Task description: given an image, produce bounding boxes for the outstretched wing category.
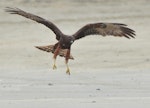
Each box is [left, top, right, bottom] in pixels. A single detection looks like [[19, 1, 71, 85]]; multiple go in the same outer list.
[[73, 23, 135, 40], [5, 7, 63, 40]]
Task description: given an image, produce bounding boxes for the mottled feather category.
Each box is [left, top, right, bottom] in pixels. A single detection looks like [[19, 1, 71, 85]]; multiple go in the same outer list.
[[73, 23, 135, 40], [35, 45, 74, 59]]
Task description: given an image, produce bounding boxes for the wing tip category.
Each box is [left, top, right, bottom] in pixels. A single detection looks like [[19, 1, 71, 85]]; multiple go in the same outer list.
[[121, 26, 136, 39], [5, 7, 21, 14]]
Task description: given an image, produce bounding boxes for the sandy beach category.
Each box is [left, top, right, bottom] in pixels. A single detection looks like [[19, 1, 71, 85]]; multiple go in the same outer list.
[[0, 0, 150, 108]]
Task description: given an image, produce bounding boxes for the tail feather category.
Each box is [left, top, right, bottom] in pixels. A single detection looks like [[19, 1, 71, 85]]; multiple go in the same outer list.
[[35, 45, 54, 52], [35, 45, 74, 60]]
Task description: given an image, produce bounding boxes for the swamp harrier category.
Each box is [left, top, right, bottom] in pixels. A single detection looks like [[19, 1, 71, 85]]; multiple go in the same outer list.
[[5, 7, 136, 75]]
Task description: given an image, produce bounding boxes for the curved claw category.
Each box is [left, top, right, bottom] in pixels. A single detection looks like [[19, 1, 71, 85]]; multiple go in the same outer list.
[[53, 64, 57, 70], [66, 67, 70, 75]]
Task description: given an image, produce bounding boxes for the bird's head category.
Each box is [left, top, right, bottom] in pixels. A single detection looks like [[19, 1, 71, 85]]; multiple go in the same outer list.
[[60, 35, 75, 49]]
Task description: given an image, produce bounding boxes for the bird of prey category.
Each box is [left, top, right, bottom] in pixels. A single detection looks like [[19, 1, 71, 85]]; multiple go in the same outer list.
[[5, 7, 136, 75]]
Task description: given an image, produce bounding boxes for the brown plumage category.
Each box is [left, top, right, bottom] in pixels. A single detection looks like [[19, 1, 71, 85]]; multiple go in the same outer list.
[[35, 45, 74, 59], [5, 7, 136, 75]]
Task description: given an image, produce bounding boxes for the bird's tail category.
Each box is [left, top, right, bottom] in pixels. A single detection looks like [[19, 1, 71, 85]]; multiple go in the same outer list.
[[35, 45, 74, 60], [35, 45, 54, 52]]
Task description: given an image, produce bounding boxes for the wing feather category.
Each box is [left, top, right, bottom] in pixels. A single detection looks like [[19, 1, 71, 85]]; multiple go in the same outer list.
[[5, 7, 63, 40], [73, 23, 135, 40]]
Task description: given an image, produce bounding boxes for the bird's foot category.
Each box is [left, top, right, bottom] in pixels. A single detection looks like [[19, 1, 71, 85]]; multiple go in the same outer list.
[[53, 64, 57, 70], [66, 67, 70, 75]]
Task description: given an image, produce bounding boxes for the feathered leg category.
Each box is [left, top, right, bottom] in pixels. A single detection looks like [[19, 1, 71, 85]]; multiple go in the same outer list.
[[53, 45, 60, 69], [65, 49, 71, 75]]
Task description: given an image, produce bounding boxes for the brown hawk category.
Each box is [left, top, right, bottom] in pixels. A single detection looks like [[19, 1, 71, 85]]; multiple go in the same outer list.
[[5, 7, 136, 75]]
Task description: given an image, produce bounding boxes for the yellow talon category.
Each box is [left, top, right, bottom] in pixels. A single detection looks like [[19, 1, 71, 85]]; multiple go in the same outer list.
[[66, 67, 70, 75], [53, 58, 57, 70], [53, 64, 57, 70]]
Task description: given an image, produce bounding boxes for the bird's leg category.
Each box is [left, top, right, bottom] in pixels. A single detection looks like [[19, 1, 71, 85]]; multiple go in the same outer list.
[[65, 49, 71, 75], [53, 45, 60, 70]]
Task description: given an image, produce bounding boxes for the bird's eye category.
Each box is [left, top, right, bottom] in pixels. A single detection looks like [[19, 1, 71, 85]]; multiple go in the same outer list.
[[70, 40, 74, 44]]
